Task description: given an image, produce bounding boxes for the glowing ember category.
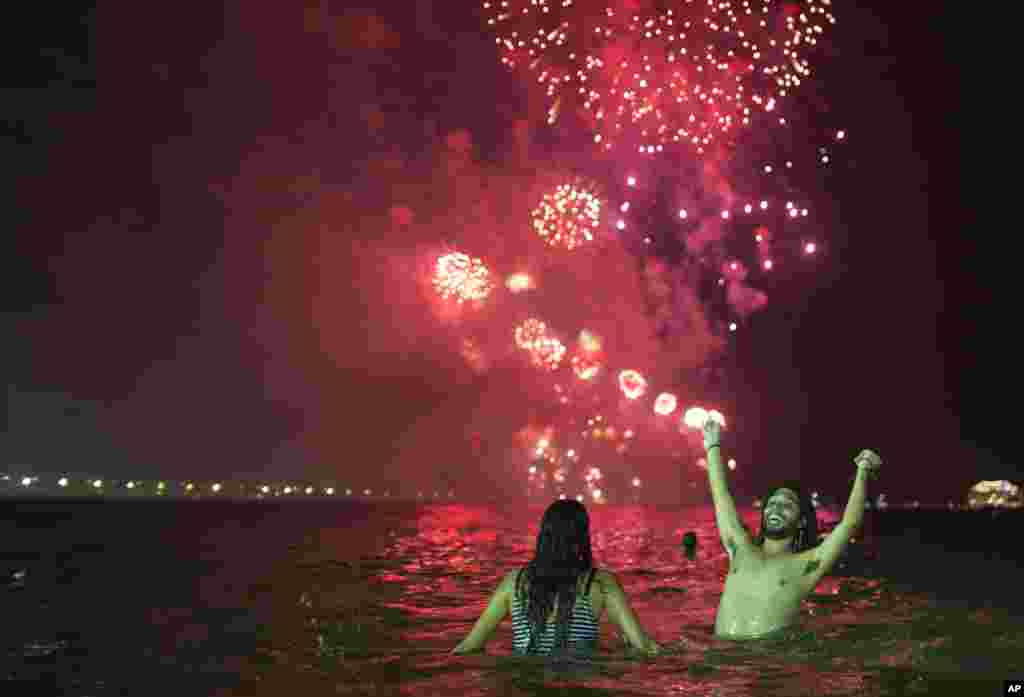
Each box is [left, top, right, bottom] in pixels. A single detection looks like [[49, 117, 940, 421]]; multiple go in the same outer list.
[[460, 337, 488, 374], [654, 392, 678, 415], [618, 369, 648, 400], [682, 406, 708, 429], [506, 272, 535, 292], [572, 353, 602, 380], [578, 329, 602, 353]]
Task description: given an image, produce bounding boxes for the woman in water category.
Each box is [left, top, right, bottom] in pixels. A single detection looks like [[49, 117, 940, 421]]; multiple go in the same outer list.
[[452, 499, 660, 655]]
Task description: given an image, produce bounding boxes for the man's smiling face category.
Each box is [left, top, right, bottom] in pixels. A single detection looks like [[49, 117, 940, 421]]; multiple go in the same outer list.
[[762, 488, 801, 540]]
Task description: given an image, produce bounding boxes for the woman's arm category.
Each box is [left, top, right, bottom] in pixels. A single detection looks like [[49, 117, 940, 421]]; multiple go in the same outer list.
[[451, 571, 515, 654], [598, 571, 660, 655]]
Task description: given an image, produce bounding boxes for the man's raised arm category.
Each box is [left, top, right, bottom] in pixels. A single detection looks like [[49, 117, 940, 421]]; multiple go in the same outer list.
[[839, 456, 874, 529], [799, 449, 882, 588], [702, 418, 753, 560]]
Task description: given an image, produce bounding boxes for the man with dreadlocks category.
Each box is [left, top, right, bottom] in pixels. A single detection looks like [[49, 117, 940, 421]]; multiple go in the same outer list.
[[701, 416, 882, 639], [452, 499, 659, 655]]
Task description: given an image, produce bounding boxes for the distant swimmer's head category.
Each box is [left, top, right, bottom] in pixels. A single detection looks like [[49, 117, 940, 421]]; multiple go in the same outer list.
[[681, 531, 698, 560], [757, 481, 818, 553]]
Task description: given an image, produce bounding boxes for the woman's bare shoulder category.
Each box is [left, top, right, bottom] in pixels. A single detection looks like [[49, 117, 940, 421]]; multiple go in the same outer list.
[[503, 569, 521, 586], [593, 569, 620, 591]]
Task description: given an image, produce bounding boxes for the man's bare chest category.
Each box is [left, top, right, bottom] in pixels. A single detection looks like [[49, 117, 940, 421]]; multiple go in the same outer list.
[[725, 556, 805, 600]]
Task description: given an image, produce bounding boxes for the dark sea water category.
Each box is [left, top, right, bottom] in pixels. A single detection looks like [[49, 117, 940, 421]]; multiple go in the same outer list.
[[2, 500, 1022, 696]]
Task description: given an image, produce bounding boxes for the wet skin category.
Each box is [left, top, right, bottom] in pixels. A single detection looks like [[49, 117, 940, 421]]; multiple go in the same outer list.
[[714, 489, 821, 638]]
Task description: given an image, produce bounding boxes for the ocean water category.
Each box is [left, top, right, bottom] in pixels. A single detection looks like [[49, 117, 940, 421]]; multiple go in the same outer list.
[[2, 500, 1022, 696]]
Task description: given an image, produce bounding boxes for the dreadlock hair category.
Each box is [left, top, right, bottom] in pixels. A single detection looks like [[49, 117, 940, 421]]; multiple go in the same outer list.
[[514, 498, 594, 654], [754, 481, 819, 554]]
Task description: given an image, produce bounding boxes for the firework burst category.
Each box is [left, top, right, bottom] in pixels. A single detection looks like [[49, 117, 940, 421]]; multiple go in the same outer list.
[[513, 318, 567, 371], [432, 252, 494, 303], [514, 318, 550, 349], [505, 272, 535, 292], [653, 392, 678, 415], [528, 335, 568, 371], [531, 179, 603, 250], [572, 353, 602, 380], [618, 369, 648, 400], [485, 0, 836, 155], [572, 329, 604, 380]]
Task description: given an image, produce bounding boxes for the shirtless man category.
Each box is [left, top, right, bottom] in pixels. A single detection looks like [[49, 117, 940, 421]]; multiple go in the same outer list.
[[701, 417, 882, 639]]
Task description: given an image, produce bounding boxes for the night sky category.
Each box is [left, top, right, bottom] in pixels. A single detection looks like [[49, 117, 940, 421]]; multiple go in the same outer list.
[[4, 2, 993, 501]]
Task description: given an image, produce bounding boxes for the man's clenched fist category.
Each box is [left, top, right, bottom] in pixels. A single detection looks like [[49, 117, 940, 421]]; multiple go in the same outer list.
[[854, 449, 882, 472], [703, 417, 722, 451]]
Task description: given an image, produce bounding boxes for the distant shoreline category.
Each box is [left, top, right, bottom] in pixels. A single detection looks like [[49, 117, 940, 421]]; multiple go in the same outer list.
[[1, 494, 1017, 511]]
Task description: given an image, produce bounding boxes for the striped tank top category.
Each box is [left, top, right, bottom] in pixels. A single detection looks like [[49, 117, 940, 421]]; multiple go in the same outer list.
[[511, 567, 600, 655]]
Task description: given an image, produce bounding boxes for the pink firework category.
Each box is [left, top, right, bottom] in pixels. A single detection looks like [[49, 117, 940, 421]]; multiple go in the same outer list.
[[506, 272, 535, 292], [572, 353, 602, 381], [653, 392, 678, 415], [485, 0, 837, 155], [578, 329, 603, 353], [682, 406, 726, 429], [515, 318, 549, 349], [531, 180, 603, 250], [433, 252, 494, 303], [528, 335, 568, 371], [618, 369, 648, 400], [572, 329, 604, 380], [460, 338, 488, 374]]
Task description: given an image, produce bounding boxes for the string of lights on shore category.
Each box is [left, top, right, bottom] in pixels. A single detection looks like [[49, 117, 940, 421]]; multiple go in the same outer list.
[[0, 473, 456, 500], [0, 473, 643, 505], [0, 473, 656, 504], [1, 473, 1008, 509]]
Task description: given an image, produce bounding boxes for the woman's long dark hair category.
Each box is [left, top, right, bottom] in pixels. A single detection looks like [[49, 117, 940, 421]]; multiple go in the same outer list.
[[754, 481, 819, 554], [514, 499, 593, 653]]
